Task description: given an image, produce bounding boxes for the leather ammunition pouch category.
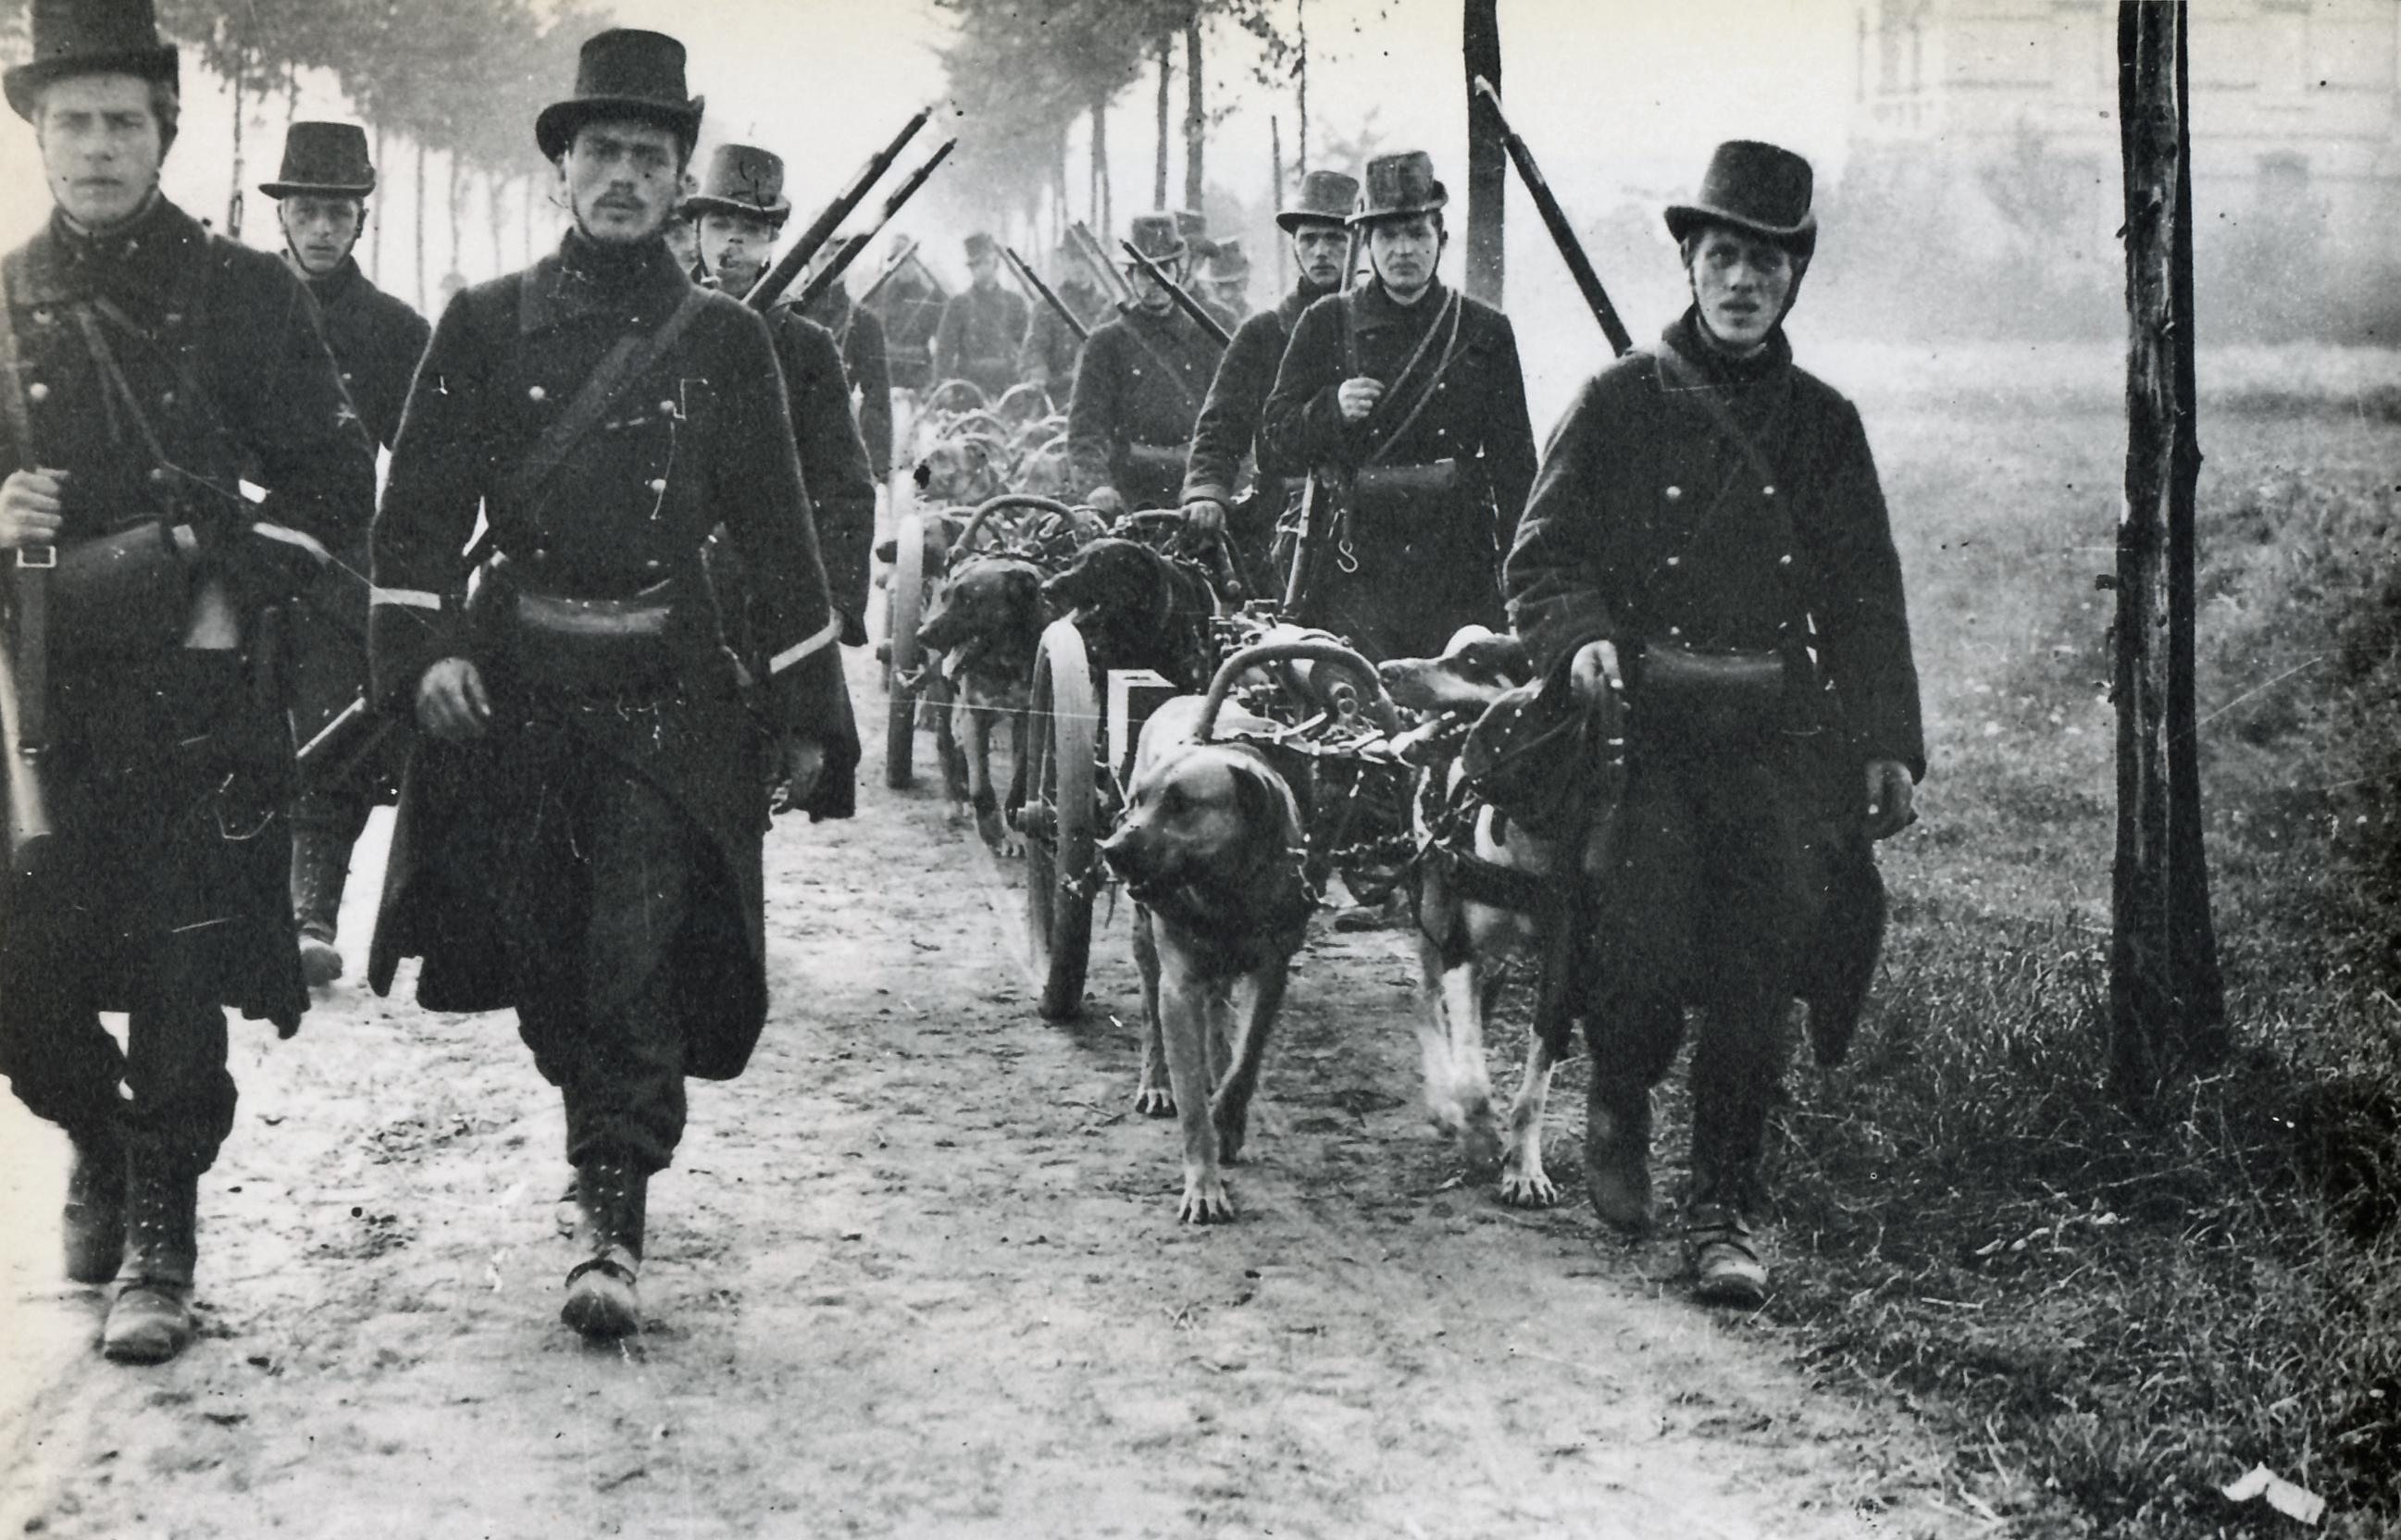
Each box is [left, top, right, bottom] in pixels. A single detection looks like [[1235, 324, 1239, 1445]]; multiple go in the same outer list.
[[1350, 457, 1462, 507], [1118, 442, 1188, 509], [1636, 640, 1794, 745], [498, 576, 683, 695], [50, 519, 193, 657]]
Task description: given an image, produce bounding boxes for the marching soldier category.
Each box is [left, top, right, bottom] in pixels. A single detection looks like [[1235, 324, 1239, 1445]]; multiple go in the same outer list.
[[1504, 142, 1923, 1306], [367, 29, 859, 1339], [1065, 213, 1222, 516], [1182, 168, 1358, 584], [0, 0, 374, 1362], [1015, 240, 1103, 404], [1200, 236, 1253, 321], [1257, 150, 1536, 662], [264, 119, 433, 987], [683, 142, 879, 642], [930, 230, 1027, 402], [798, 249, 895, 501]]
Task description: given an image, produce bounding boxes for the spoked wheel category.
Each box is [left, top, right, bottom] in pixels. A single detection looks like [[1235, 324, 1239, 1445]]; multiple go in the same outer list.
[[1019, 619, 1101, 1020], [885, 510, 928, 789]]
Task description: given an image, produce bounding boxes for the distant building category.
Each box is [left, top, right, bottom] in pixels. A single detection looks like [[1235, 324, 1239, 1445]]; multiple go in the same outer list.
[[1841, 0, 2401, 336]]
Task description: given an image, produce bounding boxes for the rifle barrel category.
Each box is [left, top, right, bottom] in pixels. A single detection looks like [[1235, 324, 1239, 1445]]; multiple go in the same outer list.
[[789, 138, 955, 316], [852, 238, 918, 311], [1068, 222, 1138, 307], [1470, 77, 1634, 356], [1118, 241, 1233, 349], [1001, 245, 1089, 343], [744, 106, 933, 312]]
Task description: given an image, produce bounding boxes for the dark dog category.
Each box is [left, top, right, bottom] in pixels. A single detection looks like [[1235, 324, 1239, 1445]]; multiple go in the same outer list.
[[915, 555, 1046, 852], [1039, 536, 1217, 689], [1378, 626, 1574, 1208], [1100, 695, 1313, 1223]]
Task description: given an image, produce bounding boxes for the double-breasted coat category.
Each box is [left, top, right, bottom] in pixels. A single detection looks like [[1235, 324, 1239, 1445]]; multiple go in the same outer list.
[[1257, 279, 1537, 661], [366, 230, 856, 1081], [1065, 303, 1221, 510]]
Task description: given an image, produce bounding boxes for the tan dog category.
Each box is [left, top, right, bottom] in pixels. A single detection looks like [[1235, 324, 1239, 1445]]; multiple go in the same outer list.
[[1099, 696, 1313, 1223], [915, 556, 1045, 853], [1379, 626, 1574, 1208], [913, 434, 1006, 506]]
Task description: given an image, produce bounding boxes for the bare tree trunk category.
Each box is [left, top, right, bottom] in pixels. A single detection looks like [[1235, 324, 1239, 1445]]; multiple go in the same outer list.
[[1296, 0, 1309, 177], [1092, 94, 1113, 237], [1183, 16, 1204, 213], [413, 138, 428, 313], [2110, 0, 2224, 1104], [1271, 114, 1285, 209], [1462, 0, 1505, 305], [486, 173, 504, 278], [369, 121, 386, 281], [445, 152, 465, 279], [523, 174, 536, 265], [285, 73, 300, 129], [226, 58, 246, 238], [1153, 33, 1172, 211]]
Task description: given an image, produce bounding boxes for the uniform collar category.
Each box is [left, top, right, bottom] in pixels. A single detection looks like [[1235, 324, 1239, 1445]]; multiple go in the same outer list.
[[1278, 277, 1334, 326], [21, 192, 202, 306], [301, 254, 365, 306], [1661, 307, 1791, 389], [523, 227, 692, 333], [1351, 276, 1448, 332]]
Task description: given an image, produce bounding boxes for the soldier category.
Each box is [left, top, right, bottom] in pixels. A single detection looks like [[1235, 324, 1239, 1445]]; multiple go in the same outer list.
[[930, 230, 1027, 403], [1200, 236, 1253, 321], [1065, 213, 1222, 515], [1257, 151, 1536, 662], [1503, 142, 1923, 1306], [1182, 168, 1357, 587], [871, 247, 945, 392], [798, 245, 894, 501], [367, 29, 859, 1339], [262, 119, 433, 987], [0, 0, 374, 1363], [1015, 240, 1104, 405], [683, 142, 878, 643]]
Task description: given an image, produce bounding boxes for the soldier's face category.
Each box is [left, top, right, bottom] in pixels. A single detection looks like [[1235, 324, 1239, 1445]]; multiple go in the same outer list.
[[561, 120, 684, 244], [1689, 227, 1795, 353], [699, 211, 777, 294], [967, 255, 999, 291], [1290, 224, 1346, 289], [36, 74, 165, 230], [1367, 215, 1442, 300], [280, 194, 363, 276]]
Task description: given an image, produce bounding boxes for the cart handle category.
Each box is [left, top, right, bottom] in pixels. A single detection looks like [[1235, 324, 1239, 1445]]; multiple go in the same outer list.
[[1194, 640, 1400, 743], [956, 492, 1078, 554]]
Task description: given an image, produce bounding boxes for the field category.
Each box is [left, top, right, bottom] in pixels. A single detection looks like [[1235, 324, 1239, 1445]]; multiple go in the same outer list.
[[1700, 339, 2401, 1536]]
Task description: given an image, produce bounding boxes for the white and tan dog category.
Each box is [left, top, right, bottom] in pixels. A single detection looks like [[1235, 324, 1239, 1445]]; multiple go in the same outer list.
[[1380, 626, 1581, 1208], [1099, 696, 1314, 1223]]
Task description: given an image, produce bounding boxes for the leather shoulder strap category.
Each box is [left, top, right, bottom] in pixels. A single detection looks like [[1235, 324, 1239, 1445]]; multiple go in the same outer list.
[[0, 259, 33, 470], [500, 282, 710, 512]]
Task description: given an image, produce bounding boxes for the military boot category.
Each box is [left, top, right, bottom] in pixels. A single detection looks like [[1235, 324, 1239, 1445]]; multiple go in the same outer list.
[[1684, 1143, 1769, 1309], [292, 822, 352, 987], [561, 1157, 646, 1340], [104, 1157, 199, 1363], [1582, 1075, 1654, 1232], [63, 1129, 127, 1286]]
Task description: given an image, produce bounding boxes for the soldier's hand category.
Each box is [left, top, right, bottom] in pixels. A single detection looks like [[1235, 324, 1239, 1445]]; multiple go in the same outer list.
[[1184, 498, 1227, 537], [1568, 640, 1623, 703], [770, 733, 827, 814], [415, 657, 491, 740], [1337, 377, 1386, 423], [0, 468, 65, 550], [1864, 758, 1917, 840]]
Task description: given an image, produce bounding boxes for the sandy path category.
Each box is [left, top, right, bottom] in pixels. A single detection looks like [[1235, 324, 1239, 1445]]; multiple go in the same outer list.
[[0, 654, 1978, 1539]]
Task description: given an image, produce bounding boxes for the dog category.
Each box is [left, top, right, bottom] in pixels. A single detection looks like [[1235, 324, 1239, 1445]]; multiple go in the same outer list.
[[1039, 536, 1218, 689], [1378, 626, 1575, 1209], [1100, 695, 1314, 1223], [914, 555, 1046, 852], [913, 434, 1006, 507]]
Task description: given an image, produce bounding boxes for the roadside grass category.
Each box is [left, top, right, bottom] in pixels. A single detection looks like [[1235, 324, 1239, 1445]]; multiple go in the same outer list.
[[1749, 354, 2401, 1537]]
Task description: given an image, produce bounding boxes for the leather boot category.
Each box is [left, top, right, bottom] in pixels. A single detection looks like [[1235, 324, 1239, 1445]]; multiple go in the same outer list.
[[1684, 1133, 1769, 1308], [1582, 1075, 1654, 1232], [291, 822, 352, 987], [63, 1129, 127, 1286], [561, 1158, 646, 1340], [104, 1156, 198, 1363]]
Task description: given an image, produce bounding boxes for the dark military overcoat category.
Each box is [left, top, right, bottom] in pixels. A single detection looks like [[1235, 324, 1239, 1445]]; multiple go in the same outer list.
[[799, 284, 892, 481], [1257, 278, 1537, 661], [366, 231, 856, 1080], [767, 303, 877, 637], [0, 196, 375, 1031], [1065, 303, 1220, 509], [930, 282, 1027, 402]]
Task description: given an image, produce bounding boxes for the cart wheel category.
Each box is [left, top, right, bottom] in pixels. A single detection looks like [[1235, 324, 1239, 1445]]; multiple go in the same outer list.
[[885, 511, 927, 789], [1022, 619, 1100, 1020]]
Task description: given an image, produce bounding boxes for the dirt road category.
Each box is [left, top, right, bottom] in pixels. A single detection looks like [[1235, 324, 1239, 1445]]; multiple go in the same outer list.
[[0, 654, 1979, 1539]]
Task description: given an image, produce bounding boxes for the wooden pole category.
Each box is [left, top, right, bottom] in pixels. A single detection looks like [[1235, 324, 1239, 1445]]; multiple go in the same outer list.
[[1462, 0, 1505, 304], [2110, 0, 2226, 1103], [1184, 16, 1205, 214]]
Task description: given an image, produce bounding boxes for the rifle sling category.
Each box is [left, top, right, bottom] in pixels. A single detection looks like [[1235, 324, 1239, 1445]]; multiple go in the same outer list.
[[0, 283, 46, 751], [500, 282, 710, 515], [1342, 286, 1466, 470], [1113, 308, 1206, 419]]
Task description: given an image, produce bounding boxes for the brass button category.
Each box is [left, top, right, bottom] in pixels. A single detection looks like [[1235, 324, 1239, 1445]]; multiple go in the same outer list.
[[1664, 485, 1683, 502], [657, 399, 676, 414], [1665, 556, 1680, 567], [1668, 626, 1683, 637], [1780, 553, 1794, 565], [25, 382, 46, 404], [160, 391, 175, 408], [1762, 484, 1776, 498], [150, 467, 169, 484], [647, 478, 668, 493], [529, 385, 547, 402]]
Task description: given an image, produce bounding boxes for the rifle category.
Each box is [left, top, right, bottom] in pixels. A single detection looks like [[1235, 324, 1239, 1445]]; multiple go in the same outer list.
[[1470, 76, 1634, 356], [743, 106, 934, 313], [1001, 244, 1089, 344], [0, 580, 50, 878], [1067, 222, 1138, 308], [788, 138, 956, 317], [0, 295, 51, 878], [852, 238, 918, 311], [1118, 240, 1233, 349]]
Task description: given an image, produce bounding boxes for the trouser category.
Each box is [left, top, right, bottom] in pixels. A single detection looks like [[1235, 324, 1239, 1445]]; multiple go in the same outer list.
[[1582, 741, 1841, 1212], [0, 653, 290, 1175], [292, 783, 375, 938], [504, 763, 703, 1174]]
